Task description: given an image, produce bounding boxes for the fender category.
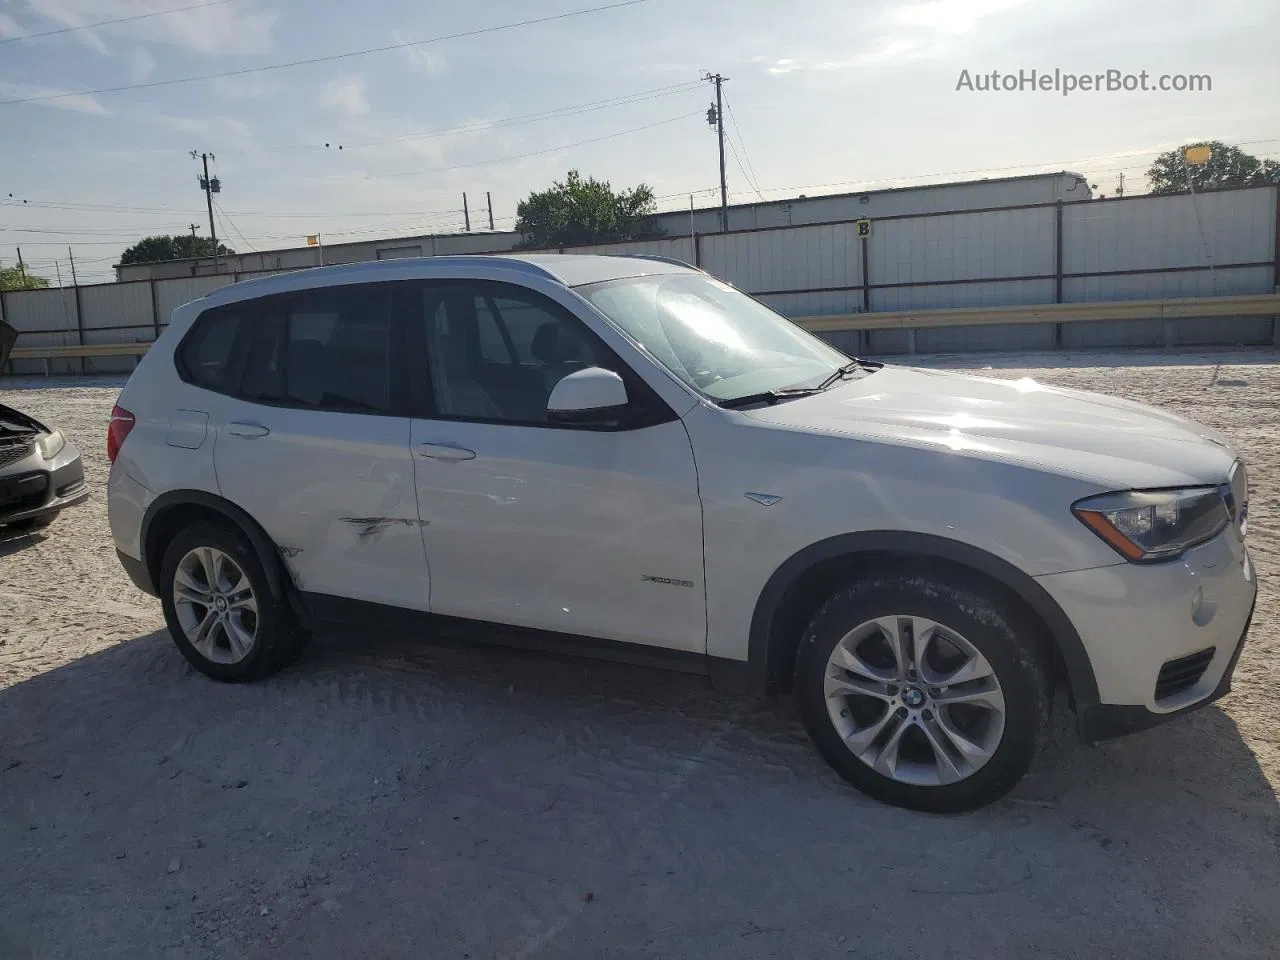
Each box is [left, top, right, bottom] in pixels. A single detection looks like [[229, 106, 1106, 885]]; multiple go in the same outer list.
[[747, 530, 1101, 709], [141, 489, 292, 601]]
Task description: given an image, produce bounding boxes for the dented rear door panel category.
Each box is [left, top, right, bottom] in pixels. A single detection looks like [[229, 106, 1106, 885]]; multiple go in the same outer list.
[[213, 407, 429, 610]]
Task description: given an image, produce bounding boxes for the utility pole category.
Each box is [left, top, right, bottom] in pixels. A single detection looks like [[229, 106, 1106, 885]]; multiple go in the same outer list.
[[191, 151, 221, 272], [704, 72, 729, 232], [190, 223, 198, 244], [486, 192, 495, 231], [15, 247, 25, 281], [1182, 145, 1216, 295], [1116, 172, 1125, 197], [462, 193, 471, 232], [67, 247, 78, 286]]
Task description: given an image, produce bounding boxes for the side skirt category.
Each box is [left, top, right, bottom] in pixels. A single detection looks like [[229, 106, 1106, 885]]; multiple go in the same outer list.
[[296, 592, 749, 687]]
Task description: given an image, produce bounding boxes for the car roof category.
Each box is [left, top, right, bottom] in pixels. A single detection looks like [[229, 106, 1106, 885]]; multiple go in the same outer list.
[[197, 253, 699, 310]]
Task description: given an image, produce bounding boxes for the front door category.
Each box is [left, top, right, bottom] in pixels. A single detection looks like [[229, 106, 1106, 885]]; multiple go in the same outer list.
[[212, 282, 428, 610], [406, 280, 706, 654]]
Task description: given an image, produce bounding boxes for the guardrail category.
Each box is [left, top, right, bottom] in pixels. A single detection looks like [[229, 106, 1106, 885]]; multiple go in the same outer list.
[[794, 292, 1280, 352], [795, 293, 1280, 331], [7, 342, 151, 376], [3, 293, 1279, 376]]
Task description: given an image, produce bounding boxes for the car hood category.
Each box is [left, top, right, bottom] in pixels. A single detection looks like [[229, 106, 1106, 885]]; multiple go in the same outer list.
[[0, 320, 49, 437], [741, 364, 1237, 488], [0, 403, 46, 437]]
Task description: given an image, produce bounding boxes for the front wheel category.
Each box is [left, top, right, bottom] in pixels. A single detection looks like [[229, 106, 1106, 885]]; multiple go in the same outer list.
[[795, 572, 1049, 813]]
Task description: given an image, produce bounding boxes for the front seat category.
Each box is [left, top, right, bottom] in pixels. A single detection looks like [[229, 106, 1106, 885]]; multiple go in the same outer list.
[[429, 295, 503, 419], [530, 321, 587, 401]]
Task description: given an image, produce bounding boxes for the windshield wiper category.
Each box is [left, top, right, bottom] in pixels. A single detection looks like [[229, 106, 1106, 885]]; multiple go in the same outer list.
[[718, 386, 825, 409], [814, 357, 882, 391], [718, 358, 882, 409]]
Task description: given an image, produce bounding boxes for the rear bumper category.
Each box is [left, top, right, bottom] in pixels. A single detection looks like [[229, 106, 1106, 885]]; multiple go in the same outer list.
[[117, 548, 157, 596]]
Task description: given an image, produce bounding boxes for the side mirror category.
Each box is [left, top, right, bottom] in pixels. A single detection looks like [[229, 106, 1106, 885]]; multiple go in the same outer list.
[[547, 367, 629, 424]]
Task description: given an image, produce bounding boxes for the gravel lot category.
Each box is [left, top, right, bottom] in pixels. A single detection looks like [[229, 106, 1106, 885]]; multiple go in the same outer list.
[[2, 349, 1278, 960]]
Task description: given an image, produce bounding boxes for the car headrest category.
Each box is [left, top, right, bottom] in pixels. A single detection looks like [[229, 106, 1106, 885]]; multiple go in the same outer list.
[[531, 321, 581, 364]]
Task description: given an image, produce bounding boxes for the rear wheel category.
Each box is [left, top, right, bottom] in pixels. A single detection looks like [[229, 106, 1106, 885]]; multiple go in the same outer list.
[[159, 524, 307, 681], [795, 572, 1049, 813]]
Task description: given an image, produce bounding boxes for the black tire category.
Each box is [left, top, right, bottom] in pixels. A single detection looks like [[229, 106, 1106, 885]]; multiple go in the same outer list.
[[795, 571, 1049, 814], [5, 511, 58, 534], [159, 523, 308, 682]]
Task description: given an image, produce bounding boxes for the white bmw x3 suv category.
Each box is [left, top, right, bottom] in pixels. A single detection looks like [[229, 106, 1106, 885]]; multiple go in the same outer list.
[[107, 254, 1255, 812]]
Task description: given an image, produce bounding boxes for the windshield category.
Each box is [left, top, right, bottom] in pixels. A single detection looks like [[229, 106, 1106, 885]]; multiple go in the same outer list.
[[577, 273, 851, 403]]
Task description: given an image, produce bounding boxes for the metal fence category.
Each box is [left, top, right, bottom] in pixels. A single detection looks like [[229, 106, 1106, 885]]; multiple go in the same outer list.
[[3, 184, 1278, 375]]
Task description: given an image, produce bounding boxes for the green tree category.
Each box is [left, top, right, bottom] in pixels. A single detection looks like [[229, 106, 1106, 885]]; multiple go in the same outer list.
[[119, 234, 235, 265], [0, 265, 51, 291], [515, 170, 659, 247], [1147, 141, 1280, 195]]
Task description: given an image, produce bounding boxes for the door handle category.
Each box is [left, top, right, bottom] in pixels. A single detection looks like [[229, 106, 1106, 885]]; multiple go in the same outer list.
[[416, 442, 476, 461], [226, 421, 270, 438]]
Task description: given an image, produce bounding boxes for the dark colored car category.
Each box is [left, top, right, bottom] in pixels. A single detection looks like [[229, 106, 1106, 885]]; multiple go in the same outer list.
[[0, 320, 89, 533]]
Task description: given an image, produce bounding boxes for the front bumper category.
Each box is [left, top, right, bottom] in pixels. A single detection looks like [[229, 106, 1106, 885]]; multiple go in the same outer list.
[[1035, 529, 1257, 743], [1076, 603, 1253, 742], [0, 444, 89, 525]]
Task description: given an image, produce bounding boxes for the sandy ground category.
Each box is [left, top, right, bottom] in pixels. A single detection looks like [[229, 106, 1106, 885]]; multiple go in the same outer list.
[[1, 348, 1278, 960]]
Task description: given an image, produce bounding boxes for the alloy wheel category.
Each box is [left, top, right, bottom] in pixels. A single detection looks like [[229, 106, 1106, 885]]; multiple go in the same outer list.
[[823, 615, 1006, 787], [172, 546, 259, 665]]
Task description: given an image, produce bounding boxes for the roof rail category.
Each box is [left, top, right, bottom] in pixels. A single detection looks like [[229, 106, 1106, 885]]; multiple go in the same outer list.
[[430, 254, 566, 283], [226, 253, 566, 292], [606, 253, 702, 272]]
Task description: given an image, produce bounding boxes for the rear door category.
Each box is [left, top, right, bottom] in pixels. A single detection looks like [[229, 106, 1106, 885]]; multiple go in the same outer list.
[[211, 282, 429, 610]]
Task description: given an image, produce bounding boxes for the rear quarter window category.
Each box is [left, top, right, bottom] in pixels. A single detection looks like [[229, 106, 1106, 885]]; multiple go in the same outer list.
[[178, 306, 246, 392]]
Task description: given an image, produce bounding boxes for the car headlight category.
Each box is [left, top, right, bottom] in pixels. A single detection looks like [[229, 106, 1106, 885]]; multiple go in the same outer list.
[[36, 428, 66, 460], [1072, 487, 1230, 562]]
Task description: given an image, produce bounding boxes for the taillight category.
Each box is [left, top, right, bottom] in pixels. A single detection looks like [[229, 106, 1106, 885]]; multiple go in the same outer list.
[[107, 405, 135, 464]]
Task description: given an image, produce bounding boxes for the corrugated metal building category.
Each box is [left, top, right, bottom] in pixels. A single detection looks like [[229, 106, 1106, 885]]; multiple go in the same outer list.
[[114, 171, 1091, 282], [8, 180, 1276, 377]]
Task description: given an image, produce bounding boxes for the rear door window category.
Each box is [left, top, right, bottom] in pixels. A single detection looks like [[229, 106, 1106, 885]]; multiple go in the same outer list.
[[178, 305, 247, 392], [233, 284, 403, 415]]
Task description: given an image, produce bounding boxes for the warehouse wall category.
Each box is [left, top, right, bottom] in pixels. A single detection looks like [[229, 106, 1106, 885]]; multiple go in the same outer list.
[[113, 173, 1088, 283], [5, 183, 1278, 371]]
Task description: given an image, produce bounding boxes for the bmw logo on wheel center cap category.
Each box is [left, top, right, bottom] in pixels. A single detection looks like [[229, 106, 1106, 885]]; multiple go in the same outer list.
[[903, 687, 926, 708]]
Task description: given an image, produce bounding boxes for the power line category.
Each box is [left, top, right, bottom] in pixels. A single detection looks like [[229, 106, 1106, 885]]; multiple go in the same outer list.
[[752, 139, 1280, 200], [213, 200, 258, 254], [284, 80, 703, 155], [8, 137, 1276, 219], [722, 91, 764, 201], [8, 139, 1280, 255], [0, 225, 195, 236], [326, 110, 702, 181], [0, 0, 235, 45], [724, 138, 761, 203], [0, 196, 468, 220], [0, 0, 653, 107]]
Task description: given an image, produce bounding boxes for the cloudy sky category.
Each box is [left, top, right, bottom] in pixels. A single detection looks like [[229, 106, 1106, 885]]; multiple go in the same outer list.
[[0, 0, 1275, 281]]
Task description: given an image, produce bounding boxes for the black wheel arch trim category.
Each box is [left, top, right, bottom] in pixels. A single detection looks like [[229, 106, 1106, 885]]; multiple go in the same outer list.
[[141, 489, 292, 601], [746, 530, 1101, 708]]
